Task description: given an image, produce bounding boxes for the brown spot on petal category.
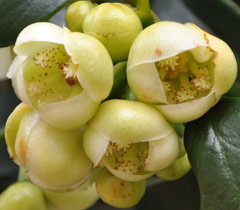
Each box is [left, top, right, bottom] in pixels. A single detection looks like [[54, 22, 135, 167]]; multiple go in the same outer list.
[[203, 33, 209, 45], [155, 49, 162, 56]]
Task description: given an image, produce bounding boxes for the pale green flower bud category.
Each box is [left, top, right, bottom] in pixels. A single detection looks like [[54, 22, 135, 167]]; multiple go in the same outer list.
[[65, 1, 96, 32], [83, 3, 143, 63], [95, 168, 146, 208], [43, 180, 98, 210], [156, 154, 191, 181], [127, 21, 237, 123], [9, 22, 113, 130], [5, 103, 93, 191], [83, 99, 179, 182], [0, 182, 47, 210]]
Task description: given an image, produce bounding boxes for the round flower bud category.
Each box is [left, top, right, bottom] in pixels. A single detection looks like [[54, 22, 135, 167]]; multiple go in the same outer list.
[[9, 22, 113, 130], [127, 21, 237, 123], [96, 168, 146, 208], [83, 3, 143, 63], [0, 182, 47, 210], [43, 180, 98, 210], [65, 1, 96, 32], [5, 103, 93, 191], [156, 154, 191, 181], [83, 99, 179, 182]]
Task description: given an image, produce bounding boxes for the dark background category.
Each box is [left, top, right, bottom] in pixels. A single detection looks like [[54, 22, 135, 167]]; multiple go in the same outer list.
[[1, 0, 237, 209]]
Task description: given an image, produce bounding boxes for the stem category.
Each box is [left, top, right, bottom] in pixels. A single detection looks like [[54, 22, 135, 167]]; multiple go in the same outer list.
[[151, 10, 161, 22], [137, 0, 151, 13]]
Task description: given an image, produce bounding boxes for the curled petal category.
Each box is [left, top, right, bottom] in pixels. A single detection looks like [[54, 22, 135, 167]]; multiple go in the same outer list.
[[37, 91, 100, 130], [145, 130, 179, 171], [64, 28, 113, 101], [155, 91, 216, 123], [14, 22, 64, 55]]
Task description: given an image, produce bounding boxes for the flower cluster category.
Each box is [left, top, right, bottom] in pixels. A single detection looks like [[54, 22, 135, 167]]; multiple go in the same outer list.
[[1, 1, 237, 210]]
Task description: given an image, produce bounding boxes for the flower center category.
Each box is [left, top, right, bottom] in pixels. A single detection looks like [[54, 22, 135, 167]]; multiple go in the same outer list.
[[102, 141, 149, 175], [155, 49, 215, 104], [23, 44, 83, 107]]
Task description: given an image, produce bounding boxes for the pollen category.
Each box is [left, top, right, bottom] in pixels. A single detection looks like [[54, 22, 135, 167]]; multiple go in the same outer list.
[[23, 44, 83, 107], [155, 49, 214, 104], [103, 141, 149, 175]]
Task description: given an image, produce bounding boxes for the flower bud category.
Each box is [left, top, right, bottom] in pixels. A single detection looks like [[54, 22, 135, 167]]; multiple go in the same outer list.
[[5, 103, 93, 191], [9, 22, 113, 130], [156, 154, 191, 181], [96, 168, 146, 208], [127, 21, 237, 123], [83, 99, 179, 181], [83, 3, 143, 63], [43, 179, 98, 210], [0, 182, 47, 210], [65, 1, 96, 32]]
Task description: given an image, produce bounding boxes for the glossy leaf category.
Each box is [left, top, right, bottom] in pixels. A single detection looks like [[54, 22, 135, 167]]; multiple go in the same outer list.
[[185, 97, 240, 210], [225, 52, 240, 97], [182, 0, 240, 52], [0, 0, 71, 47]]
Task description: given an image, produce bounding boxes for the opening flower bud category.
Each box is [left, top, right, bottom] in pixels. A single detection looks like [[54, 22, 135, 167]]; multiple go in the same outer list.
[[83, 3, 143, 63], [9, 22, 113, 130], [83, 99, 179, 182], [127, 21, 237, 123], [95, 168, 146, 208], [0, 182, 47, 210], [5, 103, 93, 191], [65, 1, 96, 32]]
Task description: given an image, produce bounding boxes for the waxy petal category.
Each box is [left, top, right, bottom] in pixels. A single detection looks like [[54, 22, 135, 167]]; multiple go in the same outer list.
[[64, 28, 113, 101], [37, 91, 99, 130], [145, 130, 179, 171], [14, 22, 64, 55], [155, 91, 216, 123]]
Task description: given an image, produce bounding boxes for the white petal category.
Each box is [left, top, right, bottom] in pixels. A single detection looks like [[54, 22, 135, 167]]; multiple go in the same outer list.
[[145, 129, 179, 171], [63, 28, 113, 101], [14, 22, 64, 56], [0, 46, 13, 80], [83, 125, 109, 166], [127, 62, 167, 104], [37, 91, 100, 130], [155, 91, 216, 123], [10, 56, 32, 106], [127, 21, 207, 70]]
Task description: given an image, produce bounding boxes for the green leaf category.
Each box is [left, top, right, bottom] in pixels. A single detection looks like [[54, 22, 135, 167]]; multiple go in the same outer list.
[[185, 97, 240, 210], [182, 0, 240, 53], [225, 52, 240, 97], [0, 0, 71, 47]]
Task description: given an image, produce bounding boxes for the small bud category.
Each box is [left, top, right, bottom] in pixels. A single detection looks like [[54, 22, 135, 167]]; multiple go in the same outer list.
[[0, 182, 47, 210], [83, 3, 143, 63], [156, 154, 191, 181], [96, 168, 146, 208], [43, 180, 99, 210], [65, 1, 96, 32]]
